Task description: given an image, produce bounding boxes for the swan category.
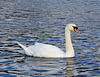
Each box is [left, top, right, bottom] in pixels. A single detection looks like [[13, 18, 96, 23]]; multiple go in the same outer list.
[[17, 24, 80, 58]]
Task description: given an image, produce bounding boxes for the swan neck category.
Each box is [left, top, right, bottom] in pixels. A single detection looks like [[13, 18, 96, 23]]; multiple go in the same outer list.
[[65, 27, 74, 57]]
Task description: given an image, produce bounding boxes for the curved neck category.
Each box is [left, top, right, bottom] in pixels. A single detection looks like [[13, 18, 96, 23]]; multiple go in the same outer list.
[[65, 27, 74, 57]]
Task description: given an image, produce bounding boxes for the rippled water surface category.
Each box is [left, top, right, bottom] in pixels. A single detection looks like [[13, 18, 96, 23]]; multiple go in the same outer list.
[[0, 0, 100, 77]]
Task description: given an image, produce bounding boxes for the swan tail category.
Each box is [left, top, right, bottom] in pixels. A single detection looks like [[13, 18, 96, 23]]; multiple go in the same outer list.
[[17, 42, 32, 56], [17, 42, 27, 50]]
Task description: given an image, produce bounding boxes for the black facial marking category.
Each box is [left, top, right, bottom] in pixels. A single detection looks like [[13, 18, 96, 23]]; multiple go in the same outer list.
[[73, 26, 78, 30]]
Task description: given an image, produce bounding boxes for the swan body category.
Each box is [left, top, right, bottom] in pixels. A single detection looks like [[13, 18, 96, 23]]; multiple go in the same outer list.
[[18, 24, 80, 58], [18, 42, 65, 57]]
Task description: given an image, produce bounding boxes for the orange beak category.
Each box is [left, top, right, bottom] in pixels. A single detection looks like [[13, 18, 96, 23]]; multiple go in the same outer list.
[[74, 28, 80, 34]]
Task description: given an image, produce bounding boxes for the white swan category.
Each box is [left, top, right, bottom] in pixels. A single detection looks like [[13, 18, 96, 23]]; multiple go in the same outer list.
[[17, 24, 80, 58]]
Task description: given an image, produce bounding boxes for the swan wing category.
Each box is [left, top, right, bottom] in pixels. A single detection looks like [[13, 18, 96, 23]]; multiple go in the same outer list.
[[18, 42, 65, 57]]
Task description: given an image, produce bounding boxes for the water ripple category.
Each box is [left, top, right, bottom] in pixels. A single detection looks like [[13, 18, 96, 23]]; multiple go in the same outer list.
[[0, 0, 100, 77]]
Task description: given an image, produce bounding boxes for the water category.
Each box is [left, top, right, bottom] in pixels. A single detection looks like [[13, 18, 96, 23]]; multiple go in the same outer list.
[[0, 0, 100, 77]]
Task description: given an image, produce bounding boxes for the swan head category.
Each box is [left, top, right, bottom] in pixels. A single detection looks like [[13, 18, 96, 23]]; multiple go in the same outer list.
[[67, 24, 80, 33]]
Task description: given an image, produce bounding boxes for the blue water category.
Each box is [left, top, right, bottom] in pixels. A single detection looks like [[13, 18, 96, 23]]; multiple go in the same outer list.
[[0, 0, 100, 77]]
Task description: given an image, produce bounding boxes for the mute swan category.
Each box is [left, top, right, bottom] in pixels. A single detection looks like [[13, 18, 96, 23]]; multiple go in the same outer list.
[[17, 24, 80, 58]]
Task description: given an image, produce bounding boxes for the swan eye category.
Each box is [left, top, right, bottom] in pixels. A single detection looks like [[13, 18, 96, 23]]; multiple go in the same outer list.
[[73, 26, 78, 30]]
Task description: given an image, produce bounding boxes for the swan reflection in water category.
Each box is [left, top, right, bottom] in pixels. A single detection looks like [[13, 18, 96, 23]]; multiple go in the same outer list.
[[65, 58, 75, 77], [17, 57, 75, 77]]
